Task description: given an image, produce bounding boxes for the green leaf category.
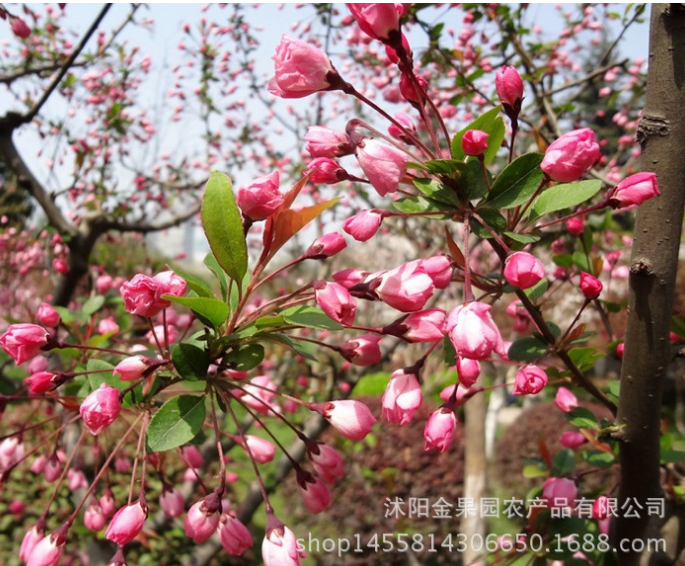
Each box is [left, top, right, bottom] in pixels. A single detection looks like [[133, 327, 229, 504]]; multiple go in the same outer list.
[[460, 158, 489, 201], [172, 268, 214, 299], [204, 253, 230, 301], [451, 106, 505, 165], [529, 180, 603, 220], [224, 343, 265, 371], [281, 306, 343, 331], [83, 295, 105, 316], [522, 461, 548, 478], [147, 395, 206, 452], [54, 306, 75, 324], [607, 380, 620, 400], [423, 159, 467, 176], [259, 333, 318, 362], [443, 334, 457, 366], [504, 231, 540, 245], [413, 178, 460, 206], [201, 171, 248, 282], [551, 449, 576, 476], [486, 153, 544, 209], [352, 372, 391, 398], [566, 407, 599, 430], [469, 209, 507, 238], [568, 347, 602, 372], [392, 196, 453, 214], [172, 344, 209, 381], [572, 251, 591, 273], [583, 450, 615, 468], [86, 359, 127, 391], [661, 449, 685, 464], [524, 278, 548, 302], [163, 296, 229, 329], [508, 336, 548, 361]]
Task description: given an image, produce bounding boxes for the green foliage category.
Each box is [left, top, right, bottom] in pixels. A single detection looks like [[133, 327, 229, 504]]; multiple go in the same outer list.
[[171, 344, 209, 381], [451, 105, 505, 165], [147, 395, 207, 452], [485, 153, 544, 209], [163, 295, 229, 329]]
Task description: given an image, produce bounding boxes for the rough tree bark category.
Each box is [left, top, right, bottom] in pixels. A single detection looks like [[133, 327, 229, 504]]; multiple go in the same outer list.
[[615, 5, 685, 565]]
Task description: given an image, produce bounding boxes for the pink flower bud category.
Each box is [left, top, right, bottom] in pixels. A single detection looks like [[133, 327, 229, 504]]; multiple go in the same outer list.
[[579, 272, 603, 299], [554, 387, 578, 412], [113, 356, 150, 381], [505, 300, 531, 333], [387, 112, 417, 143], [512, 365, 548, 395], [447, 302, 504, 361], [608, 172, 660, 209], [262, 517, 305, 566], [20, 523, 44, 562], [185, 495, 221, 543], [98, 317, 119, 335], [243, 435, 276, 464], [268, 36, 336, 99], [417, 256, 453, 289], [308, 443, 344, 484], [105, 500, 148, 545], [399, 73, 427, 103], [100, 489, 116, 518], [461, 129, 489, 156], [306, 157, 349, 184], [543, 477, 578, 508], [68, 469, 87, 491], [332, 268, 369, 289], [25, 371, 62, 394], [456, 357, 481, 387], [559, 431, 586, 448], [26, 529, 66, 566], [384, 308, 446, 343], [236, 171, 284, 221], [27, 356, 49, 374], [566, 217, 584, 236], [540, 128, 601, 183], [346, 3, 402, 42], [424, 407, 458, 452], [0, 323, 49, 365], [44, 453, 61, 482], [179, 445, 203, 468], [84, 502, 106, 532], [340, 334, 382, 366], [0, 436, 24, 470], [80, 384, 121, 435], [381, 369, 422, 425], [313, 281, 356, 325], [305, 232, 347, 259], [304, 126, 352, 158], [616, 343, 624, 359], [296, 470, 332, 514], [241, 375, 277, 415], [120, 274, 165, 318], [95, 274, 113, 294], [356, 139, 407, 196], [343, 209, 383, 242], [218, 513, 253, 556], [153, 270, 187, 307], [377, 262, 435, 312], [503, 252, 545, 289], [316, 400, 376, 441], [495, 65, 524, 108], [160, 486, 185, 518], [37, 303, 60, 327], [10, 17, 31, 39]]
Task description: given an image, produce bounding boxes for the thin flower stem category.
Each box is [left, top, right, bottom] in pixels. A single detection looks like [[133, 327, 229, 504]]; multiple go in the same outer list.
[[127, 411, 150, 505], [345, 117, 426, 163], [209, 388, 226, 493], [526, 201, 607, 232], [558, 299, 591, 346], [238, 401, 299, 467], [471, 211, 512, 254], [54, 342, 132, 357], [513, 175, 549, 227], [463, 213, 475, 303], [147, 318, 165, 357], [45, 429, 87, 511]]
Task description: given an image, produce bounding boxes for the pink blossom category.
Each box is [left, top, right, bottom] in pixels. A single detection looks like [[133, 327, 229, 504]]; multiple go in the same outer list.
[[376, 262, 434, 312], [505, 300, 531, 333], [314, 280, 357, 325], [153, 270, 187, 307], [356, 139, 407, 196], [160, 486, 185, 518], [462, 129, 489, 156], [37, 303, 60, 327], [80, 384, 121, 435], [512, 365, 548, 395], [241, 375, 277, 415], [381, 369, 422, 425], [346, 3, 402, 42], [84, 502, 106, 532], [0, 323, 49, 365], [95, 274, 113, 294], [97, 316, 119, 335], [297, 471, 332, 514], [20, 523, 44, 562], [416, 256, 453, 289], [262, 517, 305, 566], [10, 17, 31, 39], [456, 357, 481, 387], [26, 530, 65, 566], [25, 371, 61, 394], [503, 252, 545, 289], [543, 477, 578, 508], [447, 302, 504, 361], [113, 356, 150, 381], [540, 128, 601, 183], [559, 431, 586, 448], [243, 435, 276, 464], [268, 36, 335, 99], [579, 272, 603, 299], [308, 444, 344, 483], [608, 172, 660, 209], [304, 126, 352, 158], [305, 232, 347, 259], [566, 216, 585, 236], [185, 496, 221, 543], [385, 308, 446, 342], [316, 400, 376, 440], [218, 514, 253, 556], [424, 407, 458, 452], [0, 437, 24, 471], [332, 268, 369, 289], [306, 157, 349, 184], [120, 274, 165, 318], [236, 171, 284, 222], [105, 500, 148, 545], [340, 334, 382, 366], [495, 66, 524, 107], [343, 209, 383, 242], [554, 387, 578, 412]]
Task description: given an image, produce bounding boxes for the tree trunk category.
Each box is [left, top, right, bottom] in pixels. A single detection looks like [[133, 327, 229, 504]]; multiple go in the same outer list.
[[615, 5, 685, 565]]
